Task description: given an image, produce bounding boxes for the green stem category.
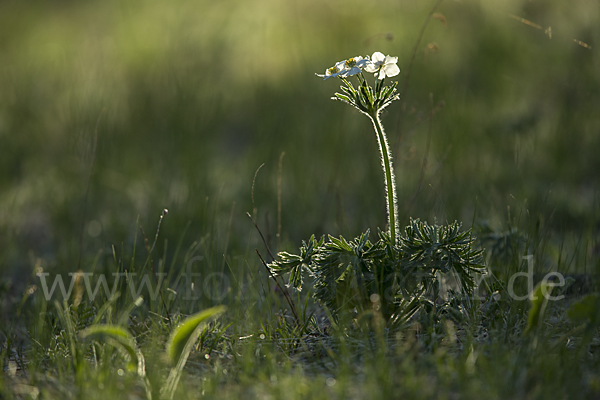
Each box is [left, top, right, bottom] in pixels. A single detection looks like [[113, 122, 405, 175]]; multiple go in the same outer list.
[[369, 111, 399, 244]]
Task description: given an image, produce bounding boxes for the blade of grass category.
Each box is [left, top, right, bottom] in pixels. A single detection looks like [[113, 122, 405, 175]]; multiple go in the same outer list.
[[163, 306, 226, 400]]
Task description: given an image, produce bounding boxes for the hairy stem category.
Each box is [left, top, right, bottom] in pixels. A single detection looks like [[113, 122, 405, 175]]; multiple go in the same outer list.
[[369, 111, 399, 244]]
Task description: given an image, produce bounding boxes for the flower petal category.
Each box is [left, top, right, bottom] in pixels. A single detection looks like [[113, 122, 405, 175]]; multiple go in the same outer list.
[[371, 52, 385, 63], [365, 61, 379, 73], [383, 63, 400, 77], [341, 66, 362, 77], [384, 55, 398, 65], [335, 60, 347, 70], [364, 62, 378, 73], [356, 58, 370, 68]]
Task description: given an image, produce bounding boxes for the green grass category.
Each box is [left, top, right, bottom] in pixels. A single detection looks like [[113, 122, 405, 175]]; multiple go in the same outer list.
[[1, 0, 599, 398]]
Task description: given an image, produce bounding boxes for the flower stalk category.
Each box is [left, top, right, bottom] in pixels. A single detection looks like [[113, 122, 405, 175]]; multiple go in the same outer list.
[[369, 111, 398, 243], [316, 52, 401, 243]]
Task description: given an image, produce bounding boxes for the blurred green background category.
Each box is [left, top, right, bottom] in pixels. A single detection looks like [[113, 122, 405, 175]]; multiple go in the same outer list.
[[1, 0, 599, 283]]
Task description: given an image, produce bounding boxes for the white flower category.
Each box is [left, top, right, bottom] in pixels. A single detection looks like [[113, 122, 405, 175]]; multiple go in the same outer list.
[[339, 56, 369, 78], [316, 60, 347, 80], [364, 52, 400, 80], [316, 56, 370, 80]]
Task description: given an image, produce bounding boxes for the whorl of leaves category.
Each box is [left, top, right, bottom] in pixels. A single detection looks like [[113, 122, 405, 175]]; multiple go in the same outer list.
[[400, 218, 486, 296], [268, 219, 485, 321], [333, 77, 399, 115]]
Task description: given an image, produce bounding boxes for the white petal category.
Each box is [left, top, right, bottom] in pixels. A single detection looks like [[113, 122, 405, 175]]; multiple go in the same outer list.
[[364, 62, 378, 73], [371, 52, 385, 63], [377, 69, 386, 80], [384, 55, 398, 65], [383, 63, 400, 77], [356, 58, 369, 68], [340, 67, 360, 77]]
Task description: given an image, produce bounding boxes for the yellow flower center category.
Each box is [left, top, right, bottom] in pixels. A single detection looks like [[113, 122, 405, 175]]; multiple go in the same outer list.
[[327, 66, 340, 75], [345, 58, 357, 68]]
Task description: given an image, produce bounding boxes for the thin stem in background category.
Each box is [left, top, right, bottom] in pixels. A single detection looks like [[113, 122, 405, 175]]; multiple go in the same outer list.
[[277, 152, 285, 252], [409, 93, 434, 207], [77, 109, 105, 270], [255, 250, 300, 326], [395, 0, 444, 153], [251, 163, 265, 218], [140, 211, 172, 328], [247, 212, 300, 325]]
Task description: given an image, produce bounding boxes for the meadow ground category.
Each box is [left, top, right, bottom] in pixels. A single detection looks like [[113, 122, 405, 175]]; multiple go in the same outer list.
[[1, 0, 599, 398]]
